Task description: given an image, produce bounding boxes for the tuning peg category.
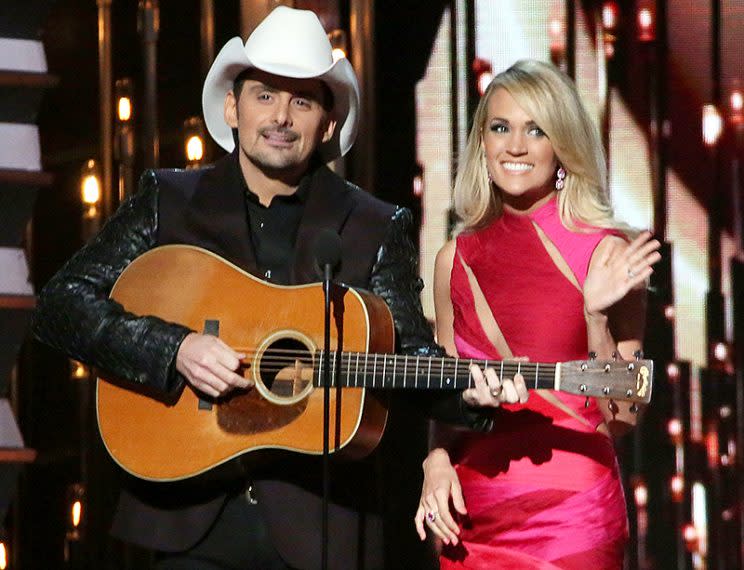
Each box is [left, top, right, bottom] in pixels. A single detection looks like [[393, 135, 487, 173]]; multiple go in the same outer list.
[[585, 397, 590, 408], [630, 403, 639, 414], [611, 351, 618, 361], [607, 399, 619, 415], [588, 351, 597, 360], [633, 349, 644, 361]]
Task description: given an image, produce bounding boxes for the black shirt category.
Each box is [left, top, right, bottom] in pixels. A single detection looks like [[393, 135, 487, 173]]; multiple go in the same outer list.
[[241, 174, 310, 285]]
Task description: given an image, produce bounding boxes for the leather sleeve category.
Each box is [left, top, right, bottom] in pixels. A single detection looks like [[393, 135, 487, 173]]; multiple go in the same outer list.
[[369, 207, 493, 432], [32, 171, 192, 394]]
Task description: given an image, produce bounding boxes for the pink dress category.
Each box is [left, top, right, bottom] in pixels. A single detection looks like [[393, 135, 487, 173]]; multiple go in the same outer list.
[[441, 199, 628, 569]]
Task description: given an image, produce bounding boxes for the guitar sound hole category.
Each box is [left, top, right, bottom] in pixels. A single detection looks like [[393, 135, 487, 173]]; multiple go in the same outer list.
[[259, 338, 314, 399]]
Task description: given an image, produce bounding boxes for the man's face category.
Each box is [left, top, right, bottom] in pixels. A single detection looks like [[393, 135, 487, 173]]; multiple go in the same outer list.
[[224, 69, 336, 182]]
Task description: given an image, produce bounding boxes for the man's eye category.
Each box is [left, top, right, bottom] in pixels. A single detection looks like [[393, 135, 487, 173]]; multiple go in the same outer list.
[[294, 98, 312, 108], [258, 93, 272, 101]]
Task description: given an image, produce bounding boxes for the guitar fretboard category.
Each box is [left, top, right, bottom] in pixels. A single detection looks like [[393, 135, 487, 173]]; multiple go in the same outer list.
[[314, 351, 558, 391]]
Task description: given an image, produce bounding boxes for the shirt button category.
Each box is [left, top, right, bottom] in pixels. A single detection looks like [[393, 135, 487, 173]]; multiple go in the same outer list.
[[259, 222, 264, 228]]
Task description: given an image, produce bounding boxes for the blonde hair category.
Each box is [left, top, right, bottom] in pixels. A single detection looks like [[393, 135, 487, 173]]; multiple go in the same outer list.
[[454, 59, 632, 236]]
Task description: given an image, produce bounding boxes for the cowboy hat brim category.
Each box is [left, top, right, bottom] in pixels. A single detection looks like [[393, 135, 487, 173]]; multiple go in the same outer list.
[[202, 37, 360, 162]]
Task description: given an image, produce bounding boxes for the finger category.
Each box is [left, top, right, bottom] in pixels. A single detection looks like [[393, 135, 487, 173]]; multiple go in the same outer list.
[[190, 366, 230, 396], [483, 366, 502, 397], [466, 365, 496, 406], [451, 479, 468, 516], [434, 489, 460, 539], [414, 505, 427, 540], [213, 364, 253, 389], [500, 379, 519, 404], [513, 372, 529, 403]]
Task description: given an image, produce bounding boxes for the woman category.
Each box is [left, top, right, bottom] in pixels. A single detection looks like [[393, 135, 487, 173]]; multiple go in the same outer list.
[[414, 60, 661, 569]]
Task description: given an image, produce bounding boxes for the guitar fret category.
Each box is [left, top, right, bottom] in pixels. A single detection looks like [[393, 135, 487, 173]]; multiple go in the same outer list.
[[415, 355, 420, 388], [365, 353, 369, 388], [372, 354, 377, 388], [355, 352, 360, 387], [382, 355, 387, 388], [427, 358, 432, 389], [346, 352, 351, 387], [535, 362, 539, 389], [392, 356, 397, 388], [331, 351, 336, 387], [318, 350, 323, 386], [403, 355, 408, 388], [454, 359, 458, 389], [440, 358, 444, 388], [500, 360, 503, 382], [477, 359, 482, 390]]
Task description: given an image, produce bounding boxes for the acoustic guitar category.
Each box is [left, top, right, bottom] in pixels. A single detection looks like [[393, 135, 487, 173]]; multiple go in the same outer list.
[[96, 245, 653, 482]]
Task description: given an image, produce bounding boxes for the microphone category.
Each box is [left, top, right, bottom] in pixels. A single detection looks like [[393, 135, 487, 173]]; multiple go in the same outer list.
[[314, 229, 342, 278]]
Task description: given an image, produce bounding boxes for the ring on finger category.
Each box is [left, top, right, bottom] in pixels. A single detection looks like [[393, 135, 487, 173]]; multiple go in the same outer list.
[[491, 385, 502, 397], [627, 267, 635, 278], [426, 511, 438, 523]]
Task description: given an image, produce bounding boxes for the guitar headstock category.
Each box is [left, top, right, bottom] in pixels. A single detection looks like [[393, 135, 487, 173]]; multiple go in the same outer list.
[[559, 359, 653, 404]]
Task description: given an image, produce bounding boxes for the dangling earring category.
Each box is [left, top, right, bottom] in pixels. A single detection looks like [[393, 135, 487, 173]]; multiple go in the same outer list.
[[555, 166, 566, 191]]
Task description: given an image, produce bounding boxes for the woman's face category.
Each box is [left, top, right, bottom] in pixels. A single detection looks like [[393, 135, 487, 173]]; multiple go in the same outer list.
[[482, 87, 559, 211]]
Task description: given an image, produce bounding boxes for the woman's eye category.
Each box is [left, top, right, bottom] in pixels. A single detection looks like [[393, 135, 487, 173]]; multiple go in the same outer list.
[[490, 123, 508, 133], [528, 126, 546, 137]]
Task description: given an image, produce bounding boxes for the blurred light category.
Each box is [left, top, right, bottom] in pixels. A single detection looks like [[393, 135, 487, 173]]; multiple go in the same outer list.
[[706, 427, 719, 467], [413, 163, 424, 198], [667, 362, 680, 382], [548, 18, 565, 66], [722, 508, 734, 521], [702, 105, 723, 147], [719, 405, 732, 419], [186, 136, 204, 163], [668, 418, 682, 438], [72, 500, 82, 528], [328, 29, 347, 62], [691, 482, 708, 555], [81, 159, 102, 219], [183, 116, 206, 168], [473, 58, 493, 96], [730, 86, 743, 126], [732, 90, 743, 113], [683, 523, 699, 551], [602, 2, 619, 31], [664, 304, 675, 320], [713, 341, 729, 362], [0, 541, 6, 570], [634, 481, 648, 507], [117, 97, 132, 122], [637, 7, 655, 42], [671, 474, 685, 502], [115, 78, 134, 123], [70, 359, 88, 380]]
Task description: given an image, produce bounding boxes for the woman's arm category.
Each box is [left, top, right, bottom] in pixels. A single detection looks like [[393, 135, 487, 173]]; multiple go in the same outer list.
[[583, 231, 661, 436]]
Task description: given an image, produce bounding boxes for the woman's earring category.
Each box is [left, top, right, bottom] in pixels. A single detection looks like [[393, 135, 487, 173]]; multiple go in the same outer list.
[[555, 166, 566, 190]]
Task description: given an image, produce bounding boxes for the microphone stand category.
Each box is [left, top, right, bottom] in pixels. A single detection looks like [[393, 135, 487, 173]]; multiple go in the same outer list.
[[321, 262, 332, 570]]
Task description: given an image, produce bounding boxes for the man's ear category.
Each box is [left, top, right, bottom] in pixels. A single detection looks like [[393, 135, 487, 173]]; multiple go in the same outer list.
[[224, 90, 238, 128], [321, 118, 337, 144]]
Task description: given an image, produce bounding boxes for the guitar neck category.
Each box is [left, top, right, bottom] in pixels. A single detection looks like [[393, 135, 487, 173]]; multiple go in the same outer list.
[[314, 351, 558, 391]]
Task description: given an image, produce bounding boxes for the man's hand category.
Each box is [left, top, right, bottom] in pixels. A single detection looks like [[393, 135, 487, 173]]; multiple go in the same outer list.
[[176, 332, 252, 397]]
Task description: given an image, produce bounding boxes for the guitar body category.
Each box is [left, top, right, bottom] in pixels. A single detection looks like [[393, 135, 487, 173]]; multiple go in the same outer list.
[[96, 245, 393, 481]]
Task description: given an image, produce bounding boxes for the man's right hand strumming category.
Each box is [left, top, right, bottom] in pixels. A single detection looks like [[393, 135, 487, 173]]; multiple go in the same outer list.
[[176, 332, 252, 397]]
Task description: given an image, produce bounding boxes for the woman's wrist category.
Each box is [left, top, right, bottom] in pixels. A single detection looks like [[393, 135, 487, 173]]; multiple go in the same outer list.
[[424, 447, 451, 468]]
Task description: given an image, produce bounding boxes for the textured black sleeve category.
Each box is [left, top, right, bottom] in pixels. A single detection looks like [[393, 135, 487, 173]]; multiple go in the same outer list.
[[32, 171, 192, 394], [369, 207, 493, 431]]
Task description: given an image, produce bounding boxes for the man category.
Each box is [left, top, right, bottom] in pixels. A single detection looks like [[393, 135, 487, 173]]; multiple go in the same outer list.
[[33, 7, 491, 569]]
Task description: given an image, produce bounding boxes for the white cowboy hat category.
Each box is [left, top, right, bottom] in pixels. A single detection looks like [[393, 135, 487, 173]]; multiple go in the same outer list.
[[202, 6, 360, 161]]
